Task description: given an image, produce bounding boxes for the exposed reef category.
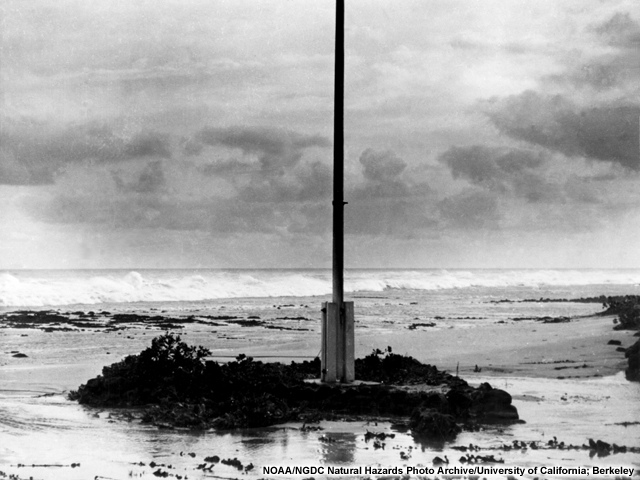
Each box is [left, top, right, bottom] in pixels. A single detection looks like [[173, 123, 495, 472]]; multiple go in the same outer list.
[[489, 296, 610, 304], [0, 310, 312, 333], [70, 336, 519, 439]]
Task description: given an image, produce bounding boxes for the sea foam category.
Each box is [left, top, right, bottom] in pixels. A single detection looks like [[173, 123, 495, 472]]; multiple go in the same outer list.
[[0, 269, 639, 308]]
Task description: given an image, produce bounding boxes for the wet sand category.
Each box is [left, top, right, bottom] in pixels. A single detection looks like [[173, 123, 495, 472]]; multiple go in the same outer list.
[[358, 314, 634, 379], [230, 313, 635, 380]]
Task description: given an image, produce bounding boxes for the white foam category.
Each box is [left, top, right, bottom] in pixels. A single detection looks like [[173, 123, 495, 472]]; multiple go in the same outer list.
[[0, 269, 639, 307]]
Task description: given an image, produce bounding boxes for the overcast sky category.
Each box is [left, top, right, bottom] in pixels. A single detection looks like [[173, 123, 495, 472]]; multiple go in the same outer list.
[[1, 0, 639, 269]]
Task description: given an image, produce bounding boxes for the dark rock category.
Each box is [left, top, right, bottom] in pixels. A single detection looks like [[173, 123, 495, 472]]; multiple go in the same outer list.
[[607, 339, 622, 346], [468, 383, 519, 421], [407, 322, 437, 329], [12, 353, 28, 358], [221, 457, 243, 470], [625, 339, 640, 382], [409, 409, 460, 439], [446, 388, 473, 416], [364, 431, 395, 442], [420, 392, 451, 414], [541, 316, 571, 324]]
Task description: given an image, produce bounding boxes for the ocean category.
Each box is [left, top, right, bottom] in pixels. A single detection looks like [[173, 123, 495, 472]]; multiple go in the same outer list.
[[3, 268, 640, 308], [1, 268, 639, 479]]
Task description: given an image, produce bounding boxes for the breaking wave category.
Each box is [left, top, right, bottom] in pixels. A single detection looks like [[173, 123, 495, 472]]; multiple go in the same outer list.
[[1, 269, 639, 307]]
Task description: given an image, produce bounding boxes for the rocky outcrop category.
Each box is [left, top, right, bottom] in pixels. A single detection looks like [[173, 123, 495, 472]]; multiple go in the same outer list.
[[410, 409, 460, 439], [467, 383, 519, 421], [606, 296, 640, 330], [409, 385, 518, 438], [70, 334, 519, 439], [626, 339, 640, 382]]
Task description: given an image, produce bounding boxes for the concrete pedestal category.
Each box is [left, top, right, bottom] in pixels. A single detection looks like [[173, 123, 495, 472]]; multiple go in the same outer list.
[[321, 301, 354, 383]]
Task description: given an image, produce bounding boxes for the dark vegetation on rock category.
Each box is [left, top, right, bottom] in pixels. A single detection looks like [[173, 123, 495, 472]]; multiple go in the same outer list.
[[69, 336, 519, 439], [599, 296, 640, 382], [626, 340, 640, 382], [602, 296, 640, 330]]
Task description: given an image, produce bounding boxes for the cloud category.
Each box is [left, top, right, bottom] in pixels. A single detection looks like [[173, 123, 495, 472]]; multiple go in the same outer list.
[[563, 175, 602, 204], [195, 126, 330, 175], [593, 12, 640, 49], [0, 144, 56, 185], [359, 148, 407, 181], [21, 142, 442, 241], [124, 133, 172, 159], [438, 144, 561, 203], [238, 161, 332, 203], [437, 189, 499, 230], [352, 148, 432, 201], [544, 12, 640, 92], [19, 125, 333, 236], [195, 126, 333, 205], [199, 159, 256, 177], [344, 149, 436, 237], [112, 160, 166, 194], [485, 91, 640, 170], [440, 146, 502, 186], [0, 121, 172, 186]]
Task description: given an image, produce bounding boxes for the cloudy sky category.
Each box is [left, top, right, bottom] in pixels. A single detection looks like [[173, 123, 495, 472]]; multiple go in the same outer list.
[[1, 0, 639, 269]]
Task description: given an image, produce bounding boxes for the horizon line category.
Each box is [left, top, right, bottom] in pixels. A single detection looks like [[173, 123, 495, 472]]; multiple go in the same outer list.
[[3, 266, 640, 271]]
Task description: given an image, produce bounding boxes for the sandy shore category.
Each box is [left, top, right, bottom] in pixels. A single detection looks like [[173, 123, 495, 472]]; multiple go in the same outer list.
[[218, 313, 636, 381], [358, 314, 636, 379]]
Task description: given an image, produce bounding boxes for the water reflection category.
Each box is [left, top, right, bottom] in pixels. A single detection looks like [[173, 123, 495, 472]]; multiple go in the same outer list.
[[412, 435, 446, 452], [237, 428, 278, 453], [2, 373, 639, 480], [318, 432, 357, 464]]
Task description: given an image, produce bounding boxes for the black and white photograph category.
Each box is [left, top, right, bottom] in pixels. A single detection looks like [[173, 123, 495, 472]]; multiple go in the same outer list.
[[1, 1, 639, 479]]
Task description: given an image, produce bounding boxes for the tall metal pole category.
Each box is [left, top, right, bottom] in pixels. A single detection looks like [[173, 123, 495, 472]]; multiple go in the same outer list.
[[333, 0, 345, 308], [321, 0, 353, 384]]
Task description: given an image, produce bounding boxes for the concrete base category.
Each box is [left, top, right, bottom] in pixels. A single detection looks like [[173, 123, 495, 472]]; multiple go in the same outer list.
[[304, 378, 378, 387], [321, 301, 354, 383]]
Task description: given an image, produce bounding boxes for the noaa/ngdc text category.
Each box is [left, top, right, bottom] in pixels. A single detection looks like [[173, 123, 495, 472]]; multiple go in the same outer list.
[[262, 465, 636, 477]]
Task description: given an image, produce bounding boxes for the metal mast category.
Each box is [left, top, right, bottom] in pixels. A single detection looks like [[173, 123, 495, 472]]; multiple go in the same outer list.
[[321, 0, 354, 384], [333, 0, 345, 307]]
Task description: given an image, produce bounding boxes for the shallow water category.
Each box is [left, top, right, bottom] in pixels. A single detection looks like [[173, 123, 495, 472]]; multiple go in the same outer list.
[[1, 374, 638, 480]]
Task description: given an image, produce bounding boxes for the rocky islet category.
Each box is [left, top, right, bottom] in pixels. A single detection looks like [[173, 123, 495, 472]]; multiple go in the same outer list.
[[69, 335, 520, 439]]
